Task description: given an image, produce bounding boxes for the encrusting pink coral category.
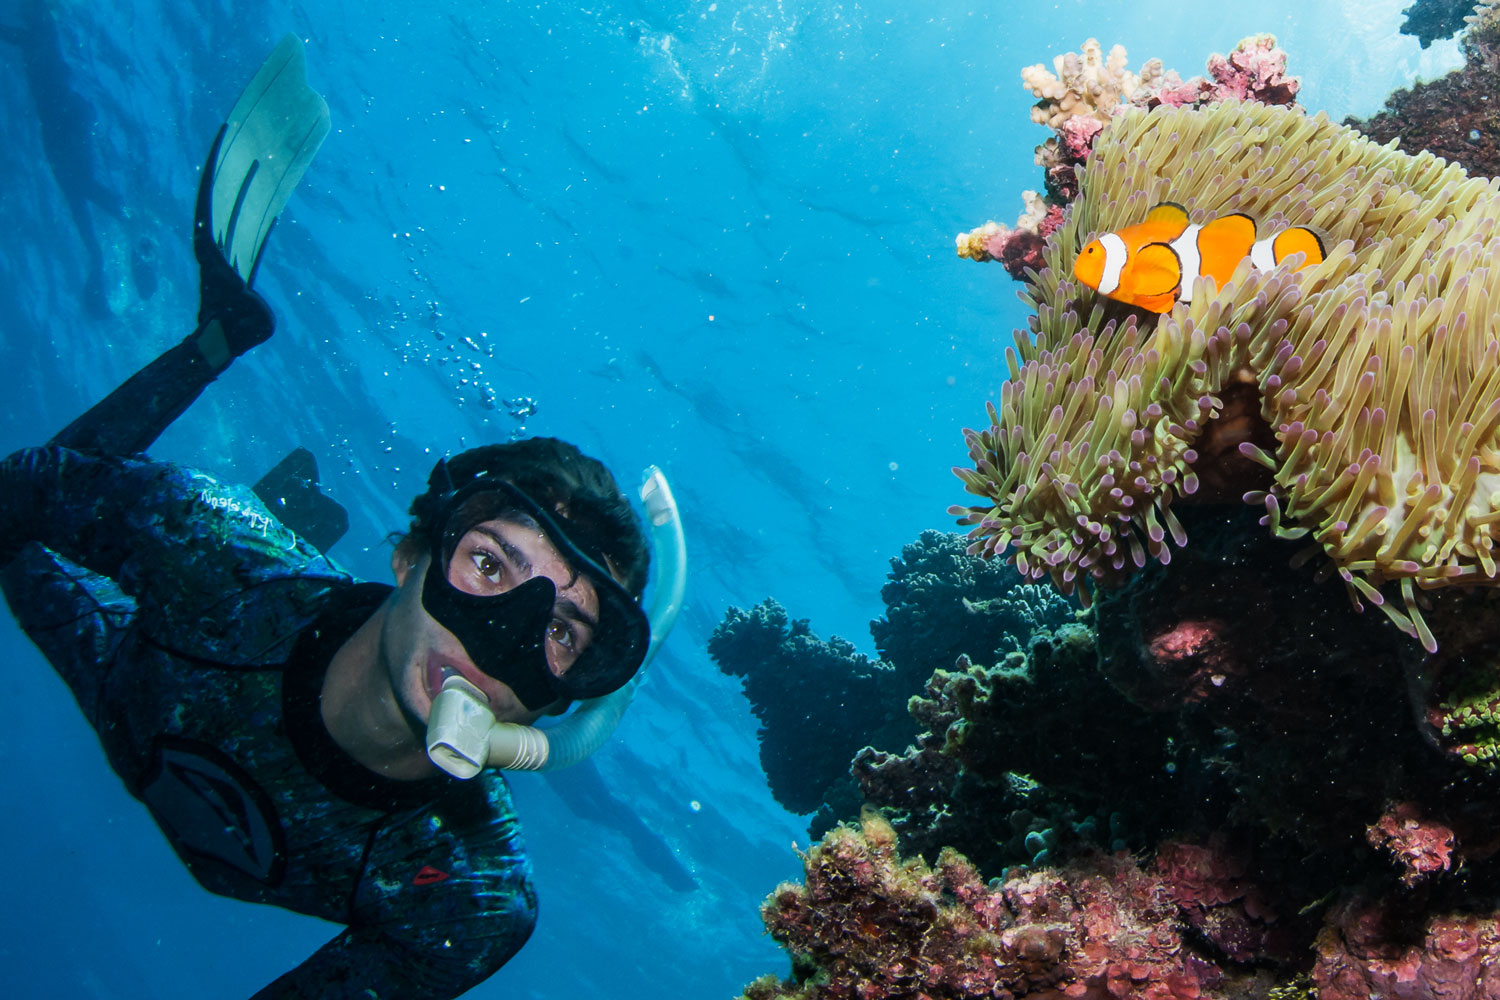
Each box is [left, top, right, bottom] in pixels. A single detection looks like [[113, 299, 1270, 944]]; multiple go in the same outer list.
[[955, 195, 1066, 280], [1153, 837, 1289, 965], [741, 811, 1282, 1000], [1365, 802, 1456, 887], [1313, 895, 1500, 999]]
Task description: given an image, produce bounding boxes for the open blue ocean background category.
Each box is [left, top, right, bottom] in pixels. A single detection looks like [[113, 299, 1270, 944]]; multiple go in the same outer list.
[[0, 1, 1465, 996]]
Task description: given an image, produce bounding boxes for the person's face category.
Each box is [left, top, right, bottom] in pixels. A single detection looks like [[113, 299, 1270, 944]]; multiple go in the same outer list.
[[383, 516, 601, 726]]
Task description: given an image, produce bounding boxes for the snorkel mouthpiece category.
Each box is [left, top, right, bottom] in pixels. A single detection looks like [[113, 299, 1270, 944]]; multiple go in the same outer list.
[[426, 675, 550, 776], [426, 676, 492, 778]]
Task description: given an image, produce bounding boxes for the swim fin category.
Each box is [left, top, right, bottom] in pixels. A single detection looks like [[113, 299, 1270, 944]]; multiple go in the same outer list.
[[193, 34, 330, 370], [252, 447, 350, 553], [50, 37, 331, 456]]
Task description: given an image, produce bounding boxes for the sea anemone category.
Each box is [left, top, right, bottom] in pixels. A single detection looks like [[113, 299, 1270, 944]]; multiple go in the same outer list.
[[953, 99, 1500, 651]]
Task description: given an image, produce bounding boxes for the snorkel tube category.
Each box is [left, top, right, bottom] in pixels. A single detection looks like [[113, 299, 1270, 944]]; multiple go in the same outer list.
[[425, 466, 686, 777]]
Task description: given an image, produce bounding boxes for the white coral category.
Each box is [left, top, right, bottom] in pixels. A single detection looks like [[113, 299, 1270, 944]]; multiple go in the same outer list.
[[1014, 190, 1050, 232], [1022, 39, 1150, 129], [1466, 0, 1500, 29]]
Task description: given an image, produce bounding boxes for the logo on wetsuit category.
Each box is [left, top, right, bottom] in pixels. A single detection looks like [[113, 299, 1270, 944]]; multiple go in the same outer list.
[[413, 865, 450, 886]]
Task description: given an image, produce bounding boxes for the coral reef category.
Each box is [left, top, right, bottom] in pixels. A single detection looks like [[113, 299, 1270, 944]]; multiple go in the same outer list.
[[1349, 3, 1500, 178], [1398, 0, 1490, 47], [858, 502, 1492, 871], [742, 811, 1283, 1000], [1312, 896, 1500, 999], [953, 96, 1500, 652], [742, 32, 1500, 1000], [1365, 802, 1456, 887], [711, 533, 1073, 825], [708, 599, 901, 817]]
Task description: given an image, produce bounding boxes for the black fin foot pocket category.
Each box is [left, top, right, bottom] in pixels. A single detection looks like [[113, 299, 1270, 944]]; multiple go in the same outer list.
[[252, 447, 350, 553]]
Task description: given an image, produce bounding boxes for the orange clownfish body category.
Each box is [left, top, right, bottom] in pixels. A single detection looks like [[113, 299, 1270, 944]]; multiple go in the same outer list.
[[1072, 202, 1326, 313]]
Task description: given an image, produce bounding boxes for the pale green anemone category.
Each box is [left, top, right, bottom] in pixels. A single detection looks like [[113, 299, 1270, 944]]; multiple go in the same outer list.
[[954, 100, 1500, 651]]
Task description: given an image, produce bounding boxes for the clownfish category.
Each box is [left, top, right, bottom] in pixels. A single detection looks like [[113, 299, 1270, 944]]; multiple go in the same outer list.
[[1072, 202, 1325, 313]]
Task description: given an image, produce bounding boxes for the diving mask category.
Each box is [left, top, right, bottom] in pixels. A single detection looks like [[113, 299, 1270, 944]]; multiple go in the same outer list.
[[421, 474, 650, 711]]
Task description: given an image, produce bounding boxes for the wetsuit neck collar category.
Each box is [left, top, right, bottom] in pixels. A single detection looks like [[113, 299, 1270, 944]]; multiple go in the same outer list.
[[283, 581, 454, 812]]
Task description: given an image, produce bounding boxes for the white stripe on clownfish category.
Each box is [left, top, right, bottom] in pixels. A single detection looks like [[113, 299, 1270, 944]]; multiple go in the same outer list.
[[1097, 232, 1128, 294], [1170, 225, 1203, 303]]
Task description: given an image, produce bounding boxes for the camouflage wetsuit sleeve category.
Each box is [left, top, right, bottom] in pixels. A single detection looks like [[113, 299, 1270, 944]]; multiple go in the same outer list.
[[0, 445, 540, 998], [0, 443, 339, 655]]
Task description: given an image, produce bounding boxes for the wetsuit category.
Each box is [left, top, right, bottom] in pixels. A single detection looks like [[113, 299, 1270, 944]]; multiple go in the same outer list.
[[0, 444, 538, 999]]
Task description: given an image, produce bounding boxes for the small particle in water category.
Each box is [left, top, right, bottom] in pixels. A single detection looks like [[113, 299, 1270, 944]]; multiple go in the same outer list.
[[689, 800, 702, 812], [1471, 129, 1482, 142], [888, 461, 898, 471]]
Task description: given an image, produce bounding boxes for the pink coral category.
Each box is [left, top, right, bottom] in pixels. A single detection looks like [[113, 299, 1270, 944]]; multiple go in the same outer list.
[[1139, 618, 1258, 707], [1313, 895, 1500, 1000], [1138, 70, 1212, 109], [1057, 116, 1104, 162], [1204, 34, 1299, 105], [1154, 837, 1286, 964], [1365, 802, 1456, 887], [955, 202, 1067, 281], [1132, 35, 1300, 111], [744, 814, 1270, 999]]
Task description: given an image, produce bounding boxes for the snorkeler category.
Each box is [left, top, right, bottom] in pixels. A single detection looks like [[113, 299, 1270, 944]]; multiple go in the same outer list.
[[0, 36, 682, 999]]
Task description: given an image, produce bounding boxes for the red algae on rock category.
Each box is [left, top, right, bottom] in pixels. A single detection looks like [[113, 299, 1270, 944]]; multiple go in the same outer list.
[[741, 811, 1282, 1000], [1365, 802, 1457, 887], [1313, 896, 1500, 1000]]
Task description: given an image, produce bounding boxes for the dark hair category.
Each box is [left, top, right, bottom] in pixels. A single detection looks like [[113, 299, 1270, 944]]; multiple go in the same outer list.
[[407, 437, 650, 598]]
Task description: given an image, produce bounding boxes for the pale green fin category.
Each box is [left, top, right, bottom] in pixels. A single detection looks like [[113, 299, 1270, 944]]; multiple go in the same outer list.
[[209, 34, 331, 283]]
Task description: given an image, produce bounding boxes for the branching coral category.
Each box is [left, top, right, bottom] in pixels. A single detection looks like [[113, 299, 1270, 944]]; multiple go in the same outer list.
[[712, 533, 1076, 825], [871, 529, 1076, 680], [708, 599, 904, 816], [1022, 39, 1157, 130], [953, 97, 1500, 651], [853, 623, 1164, 872], [1398, 0, 1495, 48]]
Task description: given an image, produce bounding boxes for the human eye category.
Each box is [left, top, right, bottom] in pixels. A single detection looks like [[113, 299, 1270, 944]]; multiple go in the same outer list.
[[469, 548, 507, 585], [452, 533, 521, 595], [546, 617, 577, 652]]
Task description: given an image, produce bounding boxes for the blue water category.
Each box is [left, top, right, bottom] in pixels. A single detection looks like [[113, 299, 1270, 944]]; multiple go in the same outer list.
[[0, 1, 1464, 996]]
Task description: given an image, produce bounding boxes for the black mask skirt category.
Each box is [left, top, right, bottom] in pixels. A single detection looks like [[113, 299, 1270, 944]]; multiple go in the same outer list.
[[419, 478, 650, 711]]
